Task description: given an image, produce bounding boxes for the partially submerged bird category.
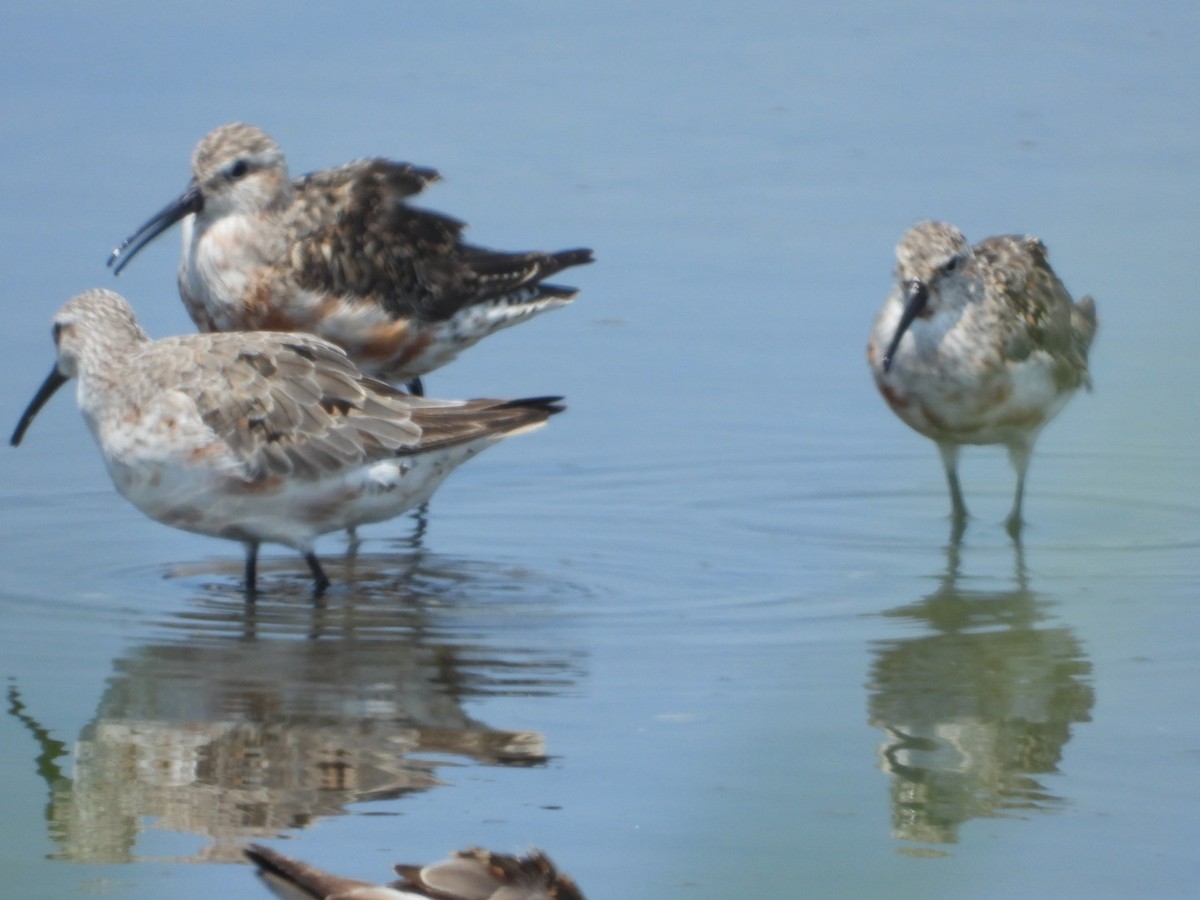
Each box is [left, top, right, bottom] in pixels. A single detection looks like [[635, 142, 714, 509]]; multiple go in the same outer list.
[[867, 221, 1097, 536], [11, 289, 564, 594], [108, 122, 593, 394], [244, 843, 586, 900]]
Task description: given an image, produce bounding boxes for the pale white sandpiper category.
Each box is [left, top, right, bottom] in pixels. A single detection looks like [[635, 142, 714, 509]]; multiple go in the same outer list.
[[867, 221, 1097, 536], [244, 842, 585, 900], [107, 122, 593, 395], [11, 289, 564, 595]]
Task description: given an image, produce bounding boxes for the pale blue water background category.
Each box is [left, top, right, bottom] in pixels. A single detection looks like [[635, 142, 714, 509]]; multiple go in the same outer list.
[[1, 2, 1198, 897]]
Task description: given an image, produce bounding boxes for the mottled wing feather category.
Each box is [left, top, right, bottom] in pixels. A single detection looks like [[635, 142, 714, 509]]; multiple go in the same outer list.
[[284, 160, 592, 322], [160, 332, 423, 481], [288, 159, 449, 308], [974, 235, 1092, 390], [286, 157, 466, 316], [294, 158, 442, 213], [394, 848, 586, 900]]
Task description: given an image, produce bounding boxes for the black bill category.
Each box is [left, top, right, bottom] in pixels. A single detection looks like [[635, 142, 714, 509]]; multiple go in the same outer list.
[[881, 279, 929, 373], [107, 183, 203, 275], [11, 366, 69, 446]]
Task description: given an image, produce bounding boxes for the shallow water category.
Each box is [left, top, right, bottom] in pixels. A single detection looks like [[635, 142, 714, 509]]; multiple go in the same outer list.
[[1, 2, 1198, 897]]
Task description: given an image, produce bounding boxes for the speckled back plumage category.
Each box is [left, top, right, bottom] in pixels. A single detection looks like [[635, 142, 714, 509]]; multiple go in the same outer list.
[[869, 221, 1098, 425], [284, 160, 591, 321], [187, 123, 591, 321], [972, 234, 1097, 391], [159, 330, 421, 482], [112, 329, 558, 484]]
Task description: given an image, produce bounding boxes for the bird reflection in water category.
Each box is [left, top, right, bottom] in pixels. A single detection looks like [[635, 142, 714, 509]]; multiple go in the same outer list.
[[6, 551, 586, 862], [867, 538, 1094, 846]]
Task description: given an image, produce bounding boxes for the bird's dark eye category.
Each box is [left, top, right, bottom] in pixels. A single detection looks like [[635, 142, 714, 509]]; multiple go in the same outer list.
[[52, 322, 63, 344], [228, 159, 250, 180], [942, 256, 961, 274]]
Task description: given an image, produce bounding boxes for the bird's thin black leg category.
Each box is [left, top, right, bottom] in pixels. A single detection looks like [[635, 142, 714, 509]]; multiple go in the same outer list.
[[244, 542, 260, 599], [305, 552, 330, 595]]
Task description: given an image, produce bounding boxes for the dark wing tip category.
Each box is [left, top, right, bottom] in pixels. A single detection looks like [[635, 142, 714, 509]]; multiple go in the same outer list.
[[555, 247, 595, 267], [531, 282, 581, 301], [243, 844, 282, 872], [243, 844, 331, 899], [500, 395, 567, 416]]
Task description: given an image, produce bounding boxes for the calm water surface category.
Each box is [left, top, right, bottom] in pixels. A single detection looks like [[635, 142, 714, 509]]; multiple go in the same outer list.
[[1, 2, 1197, 898]]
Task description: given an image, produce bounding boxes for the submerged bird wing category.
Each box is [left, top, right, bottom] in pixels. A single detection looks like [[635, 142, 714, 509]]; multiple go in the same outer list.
[[154, 331, 425, 482], [244, 845, 585, 900], [974, 235, 1093, 390], [245, 844, 414, 900], [393, 847, 586, 900], [283, 160, 592, 322]]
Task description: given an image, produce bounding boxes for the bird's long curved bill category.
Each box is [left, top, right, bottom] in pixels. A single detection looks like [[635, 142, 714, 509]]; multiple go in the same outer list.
[[11, 366, 69, 446], [107, 183, 203, 275], [882, 281, 929, 373]]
